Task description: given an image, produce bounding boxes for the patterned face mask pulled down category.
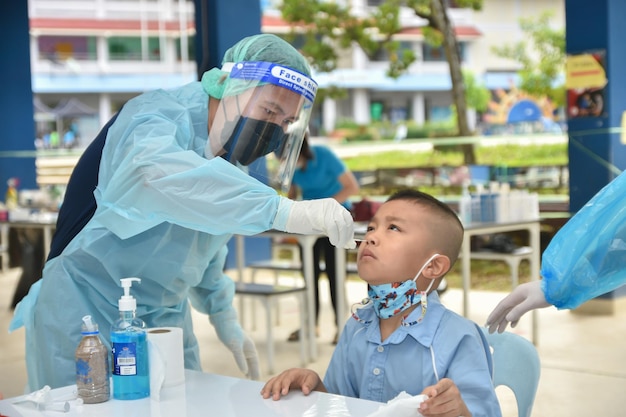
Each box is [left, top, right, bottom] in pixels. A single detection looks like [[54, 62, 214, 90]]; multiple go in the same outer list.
[[354, 254, 440, 326]]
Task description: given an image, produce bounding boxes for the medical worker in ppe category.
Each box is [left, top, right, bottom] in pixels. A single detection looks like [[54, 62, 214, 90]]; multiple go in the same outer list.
[[487, 170, 626, 333], [10, 33, 356, 391]]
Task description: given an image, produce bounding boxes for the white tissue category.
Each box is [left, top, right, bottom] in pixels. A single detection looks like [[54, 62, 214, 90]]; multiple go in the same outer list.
[[11, 385, 79, 413], [147, 327, 185, 401], [365, 391, 428, 417]]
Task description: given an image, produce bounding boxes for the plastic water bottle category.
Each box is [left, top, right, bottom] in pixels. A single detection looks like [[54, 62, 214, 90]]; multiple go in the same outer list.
[[111, 277, 150, 400], [75, 315, 110, 403], [458, 181, 472, 225]]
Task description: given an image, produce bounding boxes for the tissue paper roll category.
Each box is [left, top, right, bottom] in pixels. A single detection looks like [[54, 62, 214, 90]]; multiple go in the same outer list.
[[147, 327, 185, 388]]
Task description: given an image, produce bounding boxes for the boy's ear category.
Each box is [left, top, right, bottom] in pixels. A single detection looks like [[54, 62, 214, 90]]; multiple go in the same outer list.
[[424, 255, 451, 279]]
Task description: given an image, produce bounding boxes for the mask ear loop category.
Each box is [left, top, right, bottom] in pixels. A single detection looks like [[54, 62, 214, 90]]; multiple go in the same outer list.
[[403, 253, 439, 326], [416, 277, 436, 323], [351, 298, 373, 325]]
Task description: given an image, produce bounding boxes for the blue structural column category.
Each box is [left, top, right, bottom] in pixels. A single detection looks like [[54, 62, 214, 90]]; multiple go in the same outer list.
[[566, 0, 626, 310], [0, 2, 37, 198], [566, 0, 626, 209], [193, 0, 270, 268], [193, 0, 262, 78]]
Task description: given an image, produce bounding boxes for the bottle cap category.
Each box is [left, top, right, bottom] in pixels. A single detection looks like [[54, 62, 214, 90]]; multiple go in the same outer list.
[[81, 315, 99, 335], [119, 278, 141, 312]]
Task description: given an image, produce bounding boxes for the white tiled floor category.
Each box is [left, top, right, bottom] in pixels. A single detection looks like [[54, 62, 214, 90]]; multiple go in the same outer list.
[[2, 266, 626, 416]]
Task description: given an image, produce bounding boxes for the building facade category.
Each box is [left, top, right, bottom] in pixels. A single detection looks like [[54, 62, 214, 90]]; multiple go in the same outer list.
[[29, 0, 564, 145]]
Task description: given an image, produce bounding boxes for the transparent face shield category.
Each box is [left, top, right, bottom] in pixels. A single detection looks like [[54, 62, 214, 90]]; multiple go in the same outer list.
[[206, 61, 317, 192]]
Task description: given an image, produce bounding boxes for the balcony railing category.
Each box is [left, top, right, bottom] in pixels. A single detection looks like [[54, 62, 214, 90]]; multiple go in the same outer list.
[[29, 0, 195, 22]]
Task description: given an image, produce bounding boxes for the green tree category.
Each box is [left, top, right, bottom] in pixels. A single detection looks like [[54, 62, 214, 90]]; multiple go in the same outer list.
[[491, 11, 565, 107], [280, 0, 483, 164], [464, 69, 490, 112]]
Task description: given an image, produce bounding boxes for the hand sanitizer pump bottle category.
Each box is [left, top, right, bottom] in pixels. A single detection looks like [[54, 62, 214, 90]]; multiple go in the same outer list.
[[111, 278, 150, 399]]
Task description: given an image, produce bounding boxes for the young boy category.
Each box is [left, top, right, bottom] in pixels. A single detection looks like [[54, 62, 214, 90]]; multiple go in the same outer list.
[[261, 189, 501, 417]]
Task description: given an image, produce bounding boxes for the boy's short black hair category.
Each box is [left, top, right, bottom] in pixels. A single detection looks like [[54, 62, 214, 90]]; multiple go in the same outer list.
[[386, 188, 463, 230], [386, 188, 464, 265]]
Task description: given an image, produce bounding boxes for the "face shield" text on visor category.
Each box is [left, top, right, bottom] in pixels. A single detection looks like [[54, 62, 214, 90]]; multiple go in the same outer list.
[[206, 61, 317, 192]]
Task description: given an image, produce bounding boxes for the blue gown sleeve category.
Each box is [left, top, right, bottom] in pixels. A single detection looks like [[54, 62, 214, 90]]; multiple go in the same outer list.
[[187, 244, 235, 316], [93, 87, 286, 239], [541, 170, 626, 309]]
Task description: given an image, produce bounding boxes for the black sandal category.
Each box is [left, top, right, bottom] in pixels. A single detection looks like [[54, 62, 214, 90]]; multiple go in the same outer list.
[[288, 327, 321, 342], [287, 329, 300, 342]]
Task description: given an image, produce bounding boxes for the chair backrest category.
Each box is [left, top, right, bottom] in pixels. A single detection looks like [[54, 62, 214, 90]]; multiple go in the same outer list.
[[481, 329, 541, 417]]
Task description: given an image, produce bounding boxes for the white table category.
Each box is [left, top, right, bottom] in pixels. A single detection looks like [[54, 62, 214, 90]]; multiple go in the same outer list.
[[235, 233, 348, 362], [0, 370, 382, 417], [461, 220, 541, 344], [5, 216, 57, 262]]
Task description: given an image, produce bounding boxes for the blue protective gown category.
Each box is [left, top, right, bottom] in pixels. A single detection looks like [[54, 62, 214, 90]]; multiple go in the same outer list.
[[540, 170, 626, 309], [324, 292, 501, 417], [11, 81, 292, 391]]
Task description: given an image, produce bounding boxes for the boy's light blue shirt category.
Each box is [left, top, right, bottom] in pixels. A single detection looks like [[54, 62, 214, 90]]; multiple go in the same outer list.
[[323, 291, 502, 417]]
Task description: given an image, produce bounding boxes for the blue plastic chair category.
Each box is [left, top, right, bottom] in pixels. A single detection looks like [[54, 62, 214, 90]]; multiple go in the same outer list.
[[481, 329, 541, 417]]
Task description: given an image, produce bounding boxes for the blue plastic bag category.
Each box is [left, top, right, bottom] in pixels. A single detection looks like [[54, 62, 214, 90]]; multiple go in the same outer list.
[[541, 171, 626, 309]]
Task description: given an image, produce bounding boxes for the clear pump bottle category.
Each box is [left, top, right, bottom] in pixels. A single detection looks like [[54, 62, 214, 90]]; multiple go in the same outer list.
[[111, 278, 150, 400], [75, 315, 110, 403]]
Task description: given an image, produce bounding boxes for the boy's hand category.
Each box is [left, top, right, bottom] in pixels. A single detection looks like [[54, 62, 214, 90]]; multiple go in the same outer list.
[[260, 368, 325, 400], [418, 378, 471, 417]]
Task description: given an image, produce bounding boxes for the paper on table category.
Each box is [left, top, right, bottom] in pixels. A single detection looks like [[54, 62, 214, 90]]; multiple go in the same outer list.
[[365, 391, 428, 417]]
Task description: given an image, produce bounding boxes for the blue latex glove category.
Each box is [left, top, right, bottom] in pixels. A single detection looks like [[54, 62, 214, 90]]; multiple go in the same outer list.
[[210, 308, 260, 380]]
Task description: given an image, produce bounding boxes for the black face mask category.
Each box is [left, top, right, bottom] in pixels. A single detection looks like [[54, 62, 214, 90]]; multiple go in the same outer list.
[[220, 116, 287, 166]]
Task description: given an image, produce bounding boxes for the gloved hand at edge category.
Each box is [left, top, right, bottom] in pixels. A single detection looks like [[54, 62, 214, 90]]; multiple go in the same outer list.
[[485, 281, 551, 334], [210, 308, 260, 380], [283, 198, 356, 249]]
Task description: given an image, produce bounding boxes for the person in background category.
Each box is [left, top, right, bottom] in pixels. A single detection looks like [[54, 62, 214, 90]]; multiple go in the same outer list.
[[487, 169, 626, 333], [10, 34, 356, 392], [262, 189, 501, 417], [286, 134, 360, 344]]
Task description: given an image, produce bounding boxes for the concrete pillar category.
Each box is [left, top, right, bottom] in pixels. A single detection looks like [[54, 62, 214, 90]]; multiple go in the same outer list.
[[352, 89, 370, 125], [323, 97, 337, 135], [99, 94, 112, 127], [97, 36, 109, 72], [411, 93, 425, 125], [30, 34, 39, 64]]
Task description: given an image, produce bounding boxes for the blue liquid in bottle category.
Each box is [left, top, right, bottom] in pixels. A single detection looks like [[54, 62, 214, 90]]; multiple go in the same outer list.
[[111, 278, 149, 400]]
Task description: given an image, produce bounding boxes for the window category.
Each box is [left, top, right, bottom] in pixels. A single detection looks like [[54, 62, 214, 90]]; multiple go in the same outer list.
[[108, 37, 161, 61], [423, 41, 466, 62], [38, 36, 97, 61], [371, 41, 414, 62]]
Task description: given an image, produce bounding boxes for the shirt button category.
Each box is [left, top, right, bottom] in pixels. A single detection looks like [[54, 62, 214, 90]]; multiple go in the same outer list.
[[373, 368, 381, 375], [377, 346, 384, 353]]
